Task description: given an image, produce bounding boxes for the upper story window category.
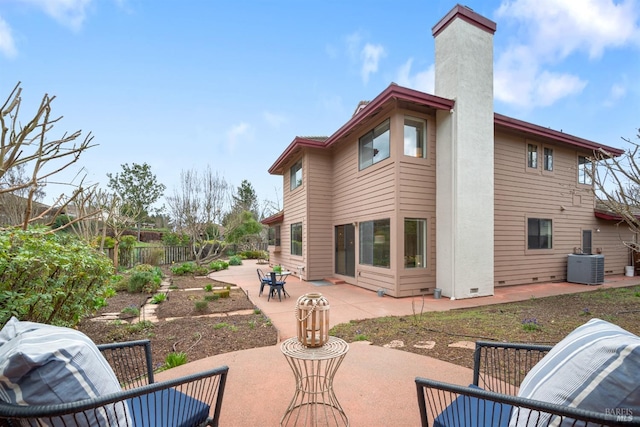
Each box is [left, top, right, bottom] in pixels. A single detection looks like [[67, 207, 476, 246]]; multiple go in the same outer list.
[[359, 218, 390, 268], [291, 222, 302, 256], [404, 116, 426, 158], [544, 147, 553, 171], [359, 119, 390, 170], [527, 144, 538, 168], [578, 156, 592, 185], [528, 218, 552, 250], [290, 161, 302, 190]]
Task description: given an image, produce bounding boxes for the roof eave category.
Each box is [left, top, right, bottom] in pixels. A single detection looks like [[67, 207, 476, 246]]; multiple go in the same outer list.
[[267, 84, 454, 174], [494, 113, 624, 156]]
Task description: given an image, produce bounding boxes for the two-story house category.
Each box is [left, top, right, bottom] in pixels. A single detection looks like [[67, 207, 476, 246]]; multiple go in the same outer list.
[[262, 5, 631, 299]]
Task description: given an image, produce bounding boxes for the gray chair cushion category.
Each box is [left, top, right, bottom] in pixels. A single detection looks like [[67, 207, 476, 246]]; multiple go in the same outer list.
[[0, 316, 130, 425], [512, 318, 640, 426]]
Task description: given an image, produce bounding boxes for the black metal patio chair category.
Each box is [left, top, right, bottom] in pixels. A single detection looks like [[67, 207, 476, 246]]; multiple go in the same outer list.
[[0, 339, 229, 427], [415, 341, 640, 427]]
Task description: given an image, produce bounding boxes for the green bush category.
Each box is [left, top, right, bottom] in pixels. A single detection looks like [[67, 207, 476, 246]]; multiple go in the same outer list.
[[151, 293, 167, 304], [94, 236, 116, 249], [128, 270, 160, 294], [208, 260, 229, 271], [193, 266, 209, 276], [162, 232, 190, 246], [0, 227, 114, 327], [171, 262, 196, 276], [194, 300, 208, 312], [164, 352, 188, 369], [204, 294, 219, 302], [240, 250, 265, 259], [228, 255, 243, 266]]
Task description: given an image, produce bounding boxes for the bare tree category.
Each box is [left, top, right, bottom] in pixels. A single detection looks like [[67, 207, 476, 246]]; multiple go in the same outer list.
[[166, 166, 230, 264], [0, 82, 95, 230], [592, 128, 640, 251]]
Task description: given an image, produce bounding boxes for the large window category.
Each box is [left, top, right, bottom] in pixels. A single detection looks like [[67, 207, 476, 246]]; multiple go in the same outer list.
[[527, 144, 538, 168], [544, 147, 553, 171], [268, 225, 281, 246], [404, 116, 426, 158], [290, 161, 302, 190], [291, 222, 302, 256], [359, 219, 390, 268], [528, 218, 552, 250], [359, 119, 390, 170], [404, 218, 426, 268], [578, 156, 592, 185]]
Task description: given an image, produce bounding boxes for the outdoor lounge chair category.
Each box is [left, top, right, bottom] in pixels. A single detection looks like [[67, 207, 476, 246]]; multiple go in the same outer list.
[[0, 339, 229, 427], [416, 340, 640, 427]]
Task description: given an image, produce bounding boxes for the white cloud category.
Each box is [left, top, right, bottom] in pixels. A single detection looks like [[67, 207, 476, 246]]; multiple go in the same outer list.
[[226, 122, 251, 152], [395, 59, 434, 94], [20, 0, 93, 31], [263, 111, 288, 129], [494, 0, 640, 108], [0, 16, 17, 58], [361, 43, 385, 84], [344, 32, 386, 84], [604, 82, 628, 107]]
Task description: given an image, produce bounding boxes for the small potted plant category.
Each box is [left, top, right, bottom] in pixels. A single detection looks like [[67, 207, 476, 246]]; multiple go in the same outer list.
[[273, 265, 282, 274]]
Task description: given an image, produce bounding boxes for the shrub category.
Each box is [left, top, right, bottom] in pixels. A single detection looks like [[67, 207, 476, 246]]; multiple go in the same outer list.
[[228, 255, 243, 266], [127, 269, 161, 294], [204, 294, 219, 302], [143, 247, 165, 266], [0, 227, 114, 327], [164, 352, 188, 369], [94, 235, 116, 249], [213, 289, 230, 298], [240, 250, 265, 259], [194, 300, 208, 312], [162, 232, 190, 246], [151, 293, 167, 304], [172, 262, 196, 276], [193, 266, 209, 276], [204, 284, 213, 292]]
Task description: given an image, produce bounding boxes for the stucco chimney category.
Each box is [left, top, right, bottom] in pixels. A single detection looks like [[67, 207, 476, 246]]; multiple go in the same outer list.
[[433, 5, 496, 300]]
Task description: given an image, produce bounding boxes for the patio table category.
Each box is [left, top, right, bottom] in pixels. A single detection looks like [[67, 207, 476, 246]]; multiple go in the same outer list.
[[280, 336, 349, 427]]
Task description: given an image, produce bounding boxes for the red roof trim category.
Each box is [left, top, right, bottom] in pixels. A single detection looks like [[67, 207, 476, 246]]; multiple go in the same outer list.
[[432, 4, 497, 37], [261, 211, 284, 225], [494, 113, 624, 156], [268, 84, 454, 174], [594, 210, 622, 221]]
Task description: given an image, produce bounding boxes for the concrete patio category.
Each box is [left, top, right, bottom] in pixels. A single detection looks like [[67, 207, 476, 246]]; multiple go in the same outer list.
[[155, 260, 640, 426]]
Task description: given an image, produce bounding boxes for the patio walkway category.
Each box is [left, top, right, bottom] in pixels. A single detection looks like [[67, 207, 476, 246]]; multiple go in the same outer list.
[[155, 260, 640, 426]]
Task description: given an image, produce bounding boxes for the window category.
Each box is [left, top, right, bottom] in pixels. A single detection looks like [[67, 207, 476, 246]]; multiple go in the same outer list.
[[404, 218, 426, 268], [527, 144, 538, 168], [268, 225, 281, 246], [578, 156, 592, 185], [528, 218, 552, 250], [290, 161, 302, 190], [291, 222, 302, 256], [544, 147, 553, 171], [359, 219, 390, 268], [404, 116, 426, 158], [359, 119, 390, 170]]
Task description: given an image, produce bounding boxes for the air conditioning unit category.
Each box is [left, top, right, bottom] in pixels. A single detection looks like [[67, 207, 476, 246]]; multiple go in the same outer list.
[[567, 254, 604, 285]]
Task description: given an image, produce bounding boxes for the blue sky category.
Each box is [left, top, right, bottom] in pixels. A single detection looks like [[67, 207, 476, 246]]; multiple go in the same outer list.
[[1, 0, 639, 214]]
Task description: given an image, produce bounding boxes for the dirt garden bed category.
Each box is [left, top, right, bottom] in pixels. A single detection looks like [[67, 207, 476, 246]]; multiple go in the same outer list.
[[77, 274, 278, 368]]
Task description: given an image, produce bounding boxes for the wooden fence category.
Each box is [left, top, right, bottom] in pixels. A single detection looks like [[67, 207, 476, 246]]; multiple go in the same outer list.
[[103, 243, 268, 268], [104, 246, 194, 268]]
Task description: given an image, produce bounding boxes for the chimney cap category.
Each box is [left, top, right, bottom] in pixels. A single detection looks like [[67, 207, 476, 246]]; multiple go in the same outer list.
[[432, 4, 497, 37]]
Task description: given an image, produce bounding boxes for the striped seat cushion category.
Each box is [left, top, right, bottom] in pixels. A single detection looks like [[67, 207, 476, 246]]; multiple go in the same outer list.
[[0, 316, 131, 426], [511, 318, 640, 426]]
